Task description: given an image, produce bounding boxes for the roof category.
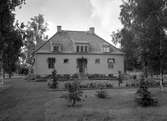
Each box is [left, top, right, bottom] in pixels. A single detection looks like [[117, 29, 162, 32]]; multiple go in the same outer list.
[[34, 30, 124, 55]]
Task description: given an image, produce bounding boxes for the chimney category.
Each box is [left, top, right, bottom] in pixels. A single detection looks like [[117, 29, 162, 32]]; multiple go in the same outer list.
[[89, 27, 95, 34], [57, 26, 62, 32]]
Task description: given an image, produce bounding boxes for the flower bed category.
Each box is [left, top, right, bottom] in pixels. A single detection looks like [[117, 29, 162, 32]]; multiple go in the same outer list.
[[63, 80, 113, 90]]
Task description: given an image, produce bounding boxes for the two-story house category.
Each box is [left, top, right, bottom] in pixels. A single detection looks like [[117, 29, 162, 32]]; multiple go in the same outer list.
[[33, 26, 124, 77]]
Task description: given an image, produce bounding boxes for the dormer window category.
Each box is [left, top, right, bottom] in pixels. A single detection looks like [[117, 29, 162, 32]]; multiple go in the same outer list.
[[76, 44, 89, 53], [53, 45, 60, 52], [52, 42, 62, 52], [103, 45, 110, 53]]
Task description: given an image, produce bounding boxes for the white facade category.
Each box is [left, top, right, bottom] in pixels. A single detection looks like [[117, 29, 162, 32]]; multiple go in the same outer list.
[[34, 53, 124, 76]]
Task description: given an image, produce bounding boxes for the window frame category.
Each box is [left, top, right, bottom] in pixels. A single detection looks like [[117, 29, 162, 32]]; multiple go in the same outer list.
[[47, 57, 56, 69], [107, 58, 115, 69]]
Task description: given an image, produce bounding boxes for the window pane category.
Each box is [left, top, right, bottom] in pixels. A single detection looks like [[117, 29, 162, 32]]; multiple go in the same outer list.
[[53, 46, 59, 52], [85, 46, 88, 52], [76, 46, 79, 52], [81, 46, 83, 52], [48, 57, 55, 69]]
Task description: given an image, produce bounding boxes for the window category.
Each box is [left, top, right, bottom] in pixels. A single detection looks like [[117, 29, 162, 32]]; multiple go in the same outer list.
[[52, 43, 62, 52], [95, 58, 100, 64], [107, 58, 115, 69], [76, 45, 89, 53], [76, 46, 80, 52], [53, 46, 59, 52], [107, 58, 115, 63], [103, 47, 110, 52], [47, 57, 55, 69], [85, 46, 88, 52], [81, 46, 84, 52], [64, 58, 69, 64]]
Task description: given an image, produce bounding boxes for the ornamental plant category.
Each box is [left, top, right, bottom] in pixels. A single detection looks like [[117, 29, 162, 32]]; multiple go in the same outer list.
[[135, 77, 158, 107], [48, 69, 58, 88], [64, 81, 83, 106], [96, 88, 108, 99]]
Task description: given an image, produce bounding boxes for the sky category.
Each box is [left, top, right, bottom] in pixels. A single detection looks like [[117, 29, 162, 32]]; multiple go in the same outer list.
[[15, 0, 123, 44]]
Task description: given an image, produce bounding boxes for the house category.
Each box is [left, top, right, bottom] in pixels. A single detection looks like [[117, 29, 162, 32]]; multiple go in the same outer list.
[[33, 26, 124, 77]]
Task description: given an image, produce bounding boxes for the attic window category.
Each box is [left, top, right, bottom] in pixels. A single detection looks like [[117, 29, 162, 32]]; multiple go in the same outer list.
[[52, 43, 62, 52], [53, 46, 59, 52], [76, 45, 89, 53], [103, 46, 110, 52]]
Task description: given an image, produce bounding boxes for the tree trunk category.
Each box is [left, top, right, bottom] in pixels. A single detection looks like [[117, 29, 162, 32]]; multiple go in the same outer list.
[[160, 71, 164, 91]]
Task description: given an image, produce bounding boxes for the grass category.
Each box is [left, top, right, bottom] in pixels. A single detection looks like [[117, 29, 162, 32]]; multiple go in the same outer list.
[[45, 88, 167, 121], [1, 78, 167, 121]]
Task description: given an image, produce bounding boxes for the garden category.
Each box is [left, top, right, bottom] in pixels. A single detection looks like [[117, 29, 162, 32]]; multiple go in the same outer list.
[[1, 75, 167, 121]]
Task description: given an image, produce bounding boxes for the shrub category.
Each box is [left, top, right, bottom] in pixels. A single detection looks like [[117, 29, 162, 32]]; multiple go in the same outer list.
[[48, 69, 58, 88], [135, 78, 158, 107], [96, 88, 108, 99], [71, 73, 78, 79], [63, 81, 83, 106], [105, 83, 113, 88], [25, 74, 36, 81]]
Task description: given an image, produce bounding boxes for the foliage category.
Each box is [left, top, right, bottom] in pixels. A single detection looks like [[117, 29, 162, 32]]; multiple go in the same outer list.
[[96, 88, 108, 99], [0, 0, 25, 77], [48, 69, 58, 88], [17, 64, 29, 75], [20, 14, 48, 71], [112, 0, 167, 75], [64, 82, 113, 89], [135, 77, 158, 107], [112, 29, 141, 70], [63, 81, 83, 106]]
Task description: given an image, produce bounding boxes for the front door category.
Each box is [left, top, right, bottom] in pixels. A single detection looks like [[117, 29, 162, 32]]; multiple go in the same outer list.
[[77, 57, 87, 74]]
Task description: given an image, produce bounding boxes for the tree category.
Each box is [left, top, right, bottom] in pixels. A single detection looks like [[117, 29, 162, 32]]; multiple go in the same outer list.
[[2, 30, 23, 78], [135, 76, 158, 107], [63, 81, 83, 106], [113, 0, 167, 90], [23, 14, 48, 72], [111, 28, 141, 71], [0, 0, 25, 78]]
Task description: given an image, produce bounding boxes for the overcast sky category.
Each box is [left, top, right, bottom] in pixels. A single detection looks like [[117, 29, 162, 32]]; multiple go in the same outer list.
[[15, 0, 123, 44]]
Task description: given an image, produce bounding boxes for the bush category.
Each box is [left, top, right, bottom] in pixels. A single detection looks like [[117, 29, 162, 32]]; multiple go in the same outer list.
[[71, 73, 78, 79], [135, 78, 158, 107], [48, 69, 58, 88], [25, 74, 36, 81], [96, 88, 108, 99], [63, 81, 83, 106]]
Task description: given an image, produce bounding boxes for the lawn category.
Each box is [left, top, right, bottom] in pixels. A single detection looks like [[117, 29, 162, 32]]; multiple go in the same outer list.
[[1, 78, 167, 121], [45, 88, 167, 121]]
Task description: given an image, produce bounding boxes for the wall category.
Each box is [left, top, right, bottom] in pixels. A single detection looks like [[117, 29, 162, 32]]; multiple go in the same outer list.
[[34, 53, 124, 76]]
